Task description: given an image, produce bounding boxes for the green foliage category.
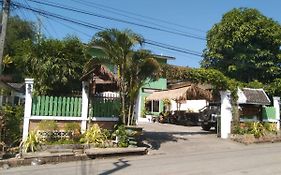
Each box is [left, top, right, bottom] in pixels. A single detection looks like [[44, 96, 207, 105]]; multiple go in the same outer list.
[[22, 131, 41, 153], [263, 122, 277, 134], [126, 50, 161, 125], [0, 105, 23, 146], [15, 36, 89, 95], [202, 8, 281, 83], [38, 120, 58, 131], [64, 123, 81, 142], [4, 16, 36, 77], [113, 125, 129, 147], [233, 122, 277, 138], [91, 29, 148, 123], [64, 122, 81, 133], [80, 124, 108, 145]]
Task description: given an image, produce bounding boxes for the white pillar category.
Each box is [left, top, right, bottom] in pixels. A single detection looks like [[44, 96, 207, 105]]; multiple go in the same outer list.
[[273, 97, 280, 131], [220, 91, 232, 139], [81, 81, 89, 133], [135, 90, 141, 125], [22, 78, 34, 140]]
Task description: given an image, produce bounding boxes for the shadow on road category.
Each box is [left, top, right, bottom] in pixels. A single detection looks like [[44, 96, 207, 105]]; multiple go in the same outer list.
[[141, 130, 216, 150], [99, 158, 130, 175]]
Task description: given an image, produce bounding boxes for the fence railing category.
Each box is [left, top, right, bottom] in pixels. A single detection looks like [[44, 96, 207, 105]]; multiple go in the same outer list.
[[91, 93, 120, 118], [32, 96, 82, 117]]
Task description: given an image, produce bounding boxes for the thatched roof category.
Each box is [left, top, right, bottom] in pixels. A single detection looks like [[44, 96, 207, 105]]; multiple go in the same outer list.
[[81, 64, 118, 82], [146, 85, 212, 101], [81, 64, 119, 93]]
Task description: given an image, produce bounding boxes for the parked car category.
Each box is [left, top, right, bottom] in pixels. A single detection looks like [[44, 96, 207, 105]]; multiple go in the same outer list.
[[198, 103, 220, 131]]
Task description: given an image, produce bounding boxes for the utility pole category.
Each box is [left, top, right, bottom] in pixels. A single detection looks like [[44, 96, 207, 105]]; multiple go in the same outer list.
[[0, 0, 11, 75]]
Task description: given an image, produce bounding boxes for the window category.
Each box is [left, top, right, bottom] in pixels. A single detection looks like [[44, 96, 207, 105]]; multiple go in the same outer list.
[[145, 100, 159, 113]]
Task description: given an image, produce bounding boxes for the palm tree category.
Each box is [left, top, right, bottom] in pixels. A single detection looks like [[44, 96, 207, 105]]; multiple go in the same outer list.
[[125, 50, 161, 125], [90, 28, 144, 124]]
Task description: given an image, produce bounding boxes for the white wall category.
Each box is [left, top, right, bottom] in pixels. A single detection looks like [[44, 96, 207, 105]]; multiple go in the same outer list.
[[170, 100, 208, 112]]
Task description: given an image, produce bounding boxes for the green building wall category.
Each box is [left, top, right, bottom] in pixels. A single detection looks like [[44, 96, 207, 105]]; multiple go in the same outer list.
[[139, 78, 167, 117]]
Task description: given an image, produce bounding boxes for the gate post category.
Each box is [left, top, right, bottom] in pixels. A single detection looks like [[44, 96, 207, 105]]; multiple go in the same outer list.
[[22, 78, 34, 140], [273, 97, 280, 131], [220, 91, 232, 139], [81, 81, 89, 133]]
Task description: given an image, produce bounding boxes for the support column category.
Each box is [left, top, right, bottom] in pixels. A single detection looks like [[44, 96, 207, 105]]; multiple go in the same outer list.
[[220, 91, 232, 139], [22, 78, 34, 140], [273, 97, 280, 131], [81, 81, 89, 133]]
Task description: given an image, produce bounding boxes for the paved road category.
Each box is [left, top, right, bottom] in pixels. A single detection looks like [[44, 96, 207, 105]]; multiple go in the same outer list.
[[2, 123, 281, 175]]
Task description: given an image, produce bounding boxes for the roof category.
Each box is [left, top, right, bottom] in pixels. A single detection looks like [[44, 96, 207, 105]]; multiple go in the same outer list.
[[81, 64, 119, 93], [152, 54, 176, 60], [6, 83, 25, 92], [81, 64, 118, 82], [238, 88, 271, 105], [146, 85, 212, 101]]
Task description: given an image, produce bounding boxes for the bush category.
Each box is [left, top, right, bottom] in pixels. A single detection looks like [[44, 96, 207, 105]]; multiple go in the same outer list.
[[232, 122, 277, 138], [64, 122, 81, 142], [64, 122, 80, 133], [21, 131, 41, 153], [112, 125, 137, 147], [80, 124, 108, 146], [0, 105, 23, 146], [38, 120, 58, 131]]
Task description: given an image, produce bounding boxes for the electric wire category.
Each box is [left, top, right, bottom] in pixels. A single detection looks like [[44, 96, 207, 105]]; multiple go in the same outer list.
[[11, 1, 203, 57], [27, 0, 205, 41]]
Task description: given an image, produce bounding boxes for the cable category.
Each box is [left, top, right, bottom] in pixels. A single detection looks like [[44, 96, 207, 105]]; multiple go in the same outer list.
[[22, 0, 54, 38], [72, 0, 206, 33], [69, 0, 205, 37], [12, 1, 203, 57], [27, 0, 205, 41]]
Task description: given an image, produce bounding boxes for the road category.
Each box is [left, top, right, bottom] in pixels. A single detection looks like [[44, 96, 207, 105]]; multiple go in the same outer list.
[[2, 123, 281, 175]]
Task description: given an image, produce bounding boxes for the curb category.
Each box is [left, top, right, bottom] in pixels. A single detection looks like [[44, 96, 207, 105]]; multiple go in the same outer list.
[[0, 147, 148, 169]]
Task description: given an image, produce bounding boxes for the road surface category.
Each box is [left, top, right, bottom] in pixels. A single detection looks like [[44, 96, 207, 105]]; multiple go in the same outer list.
[[2, 123, 281, 175]]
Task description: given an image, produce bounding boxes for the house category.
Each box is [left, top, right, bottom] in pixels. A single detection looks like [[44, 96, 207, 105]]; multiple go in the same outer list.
[[87, 47, 175, 123], [237, 88, 272, 121], [0, 81, 25, 106]]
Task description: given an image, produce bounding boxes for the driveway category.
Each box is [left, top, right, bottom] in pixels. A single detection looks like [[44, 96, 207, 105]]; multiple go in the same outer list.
[[140, 123, 241, 155], [2, 123, 281, 175]]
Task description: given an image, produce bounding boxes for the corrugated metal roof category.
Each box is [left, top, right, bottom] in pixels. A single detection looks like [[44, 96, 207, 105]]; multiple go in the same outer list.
[[242, 88, 271, 105]]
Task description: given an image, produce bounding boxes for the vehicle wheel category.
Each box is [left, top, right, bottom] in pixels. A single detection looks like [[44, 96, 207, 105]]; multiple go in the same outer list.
[[201, 124, 211, 131]]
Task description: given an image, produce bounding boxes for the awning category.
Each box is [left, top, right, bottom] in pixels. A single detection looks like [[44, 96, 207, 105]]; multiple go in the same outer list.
[[146, 85, 212, 101]]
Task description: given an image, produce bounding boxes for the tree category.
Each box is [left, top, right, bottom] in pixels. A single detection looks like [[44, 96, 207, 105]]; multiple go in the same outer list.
[[14, 36, 89, 95], [90, 29, 161, 125], [91, 28, 144, 124], [202, 8, 281, 83], [3, 16, 36, 77], [125, 50, 160, 125]]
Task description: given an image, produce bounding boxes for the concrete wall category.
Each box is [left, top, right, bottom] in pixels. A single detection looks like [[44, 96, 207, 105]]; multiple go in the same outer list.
[[170, 100, 208, 112]]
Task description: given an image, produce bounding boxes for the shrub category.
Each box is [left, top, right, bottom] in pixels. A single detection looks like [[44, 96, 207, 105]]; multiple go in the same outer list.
[[38, 120, 58, 131], [263, 122, 277, 134], [64, 122, 80, 133], [0, 105, 23, 146], [64, 122, 81, 142], [80, 124, 108, 145], [21, 131, 41, 153], [112, 125, 137, 147], [233, 122, 277, 138]]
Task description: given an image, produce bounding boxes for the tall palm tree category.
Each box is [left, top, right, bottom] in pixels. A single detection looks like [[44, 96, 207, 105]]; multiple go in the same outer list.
[[90, 28, 144, 124], [125, 50, 161, 125]]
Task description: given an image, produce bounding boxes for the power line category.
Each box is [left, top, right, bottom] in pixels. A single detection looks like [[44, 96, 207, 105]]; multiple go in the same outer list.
[[71, 0, 206, 34], [12, 1, 203, 57], [27, 0, 205, 41], [69, 0, 205, 37]]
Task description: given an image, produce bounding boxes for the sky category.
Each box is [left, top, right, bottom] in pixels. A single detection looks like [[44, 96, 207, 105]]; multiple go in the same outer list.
[[11, 0, 281, 67]]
